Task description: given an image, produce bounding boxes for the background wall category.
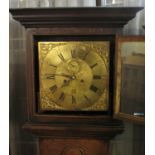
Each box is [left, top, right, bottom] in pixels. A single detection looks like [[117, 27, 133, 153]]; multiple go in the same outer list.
[[9, 1, 145, 155], [9, 14, 38, 155]]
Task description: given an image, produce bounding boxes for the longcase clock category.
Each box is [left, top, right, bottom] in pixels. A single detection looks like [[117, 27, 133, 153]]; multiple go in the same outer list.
[[10, 7, 143, 155]]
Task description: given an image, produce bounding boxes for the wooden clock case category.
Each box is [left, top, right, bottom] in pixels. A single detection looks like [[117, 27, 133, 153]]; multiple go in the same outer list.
[[10, 7, 143, 155]]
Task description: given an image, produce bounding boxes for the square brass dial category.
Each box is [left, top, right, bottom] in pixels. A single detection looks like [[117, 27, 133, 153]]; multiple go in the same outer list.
[[38, 41, 110, 111]]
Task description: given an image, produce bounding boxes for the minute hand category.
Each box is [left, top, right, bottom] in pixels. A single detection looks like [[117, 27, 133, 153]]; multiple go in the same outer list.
[[56, 73, 72, 78], [57, 74, 76, 80], [46, 73, 72, 79]]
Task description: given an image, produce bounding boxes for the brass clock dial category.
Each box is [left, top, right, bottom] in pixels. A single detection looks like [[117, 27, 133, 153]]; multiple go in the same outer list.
[[38, 41, 110, 111]]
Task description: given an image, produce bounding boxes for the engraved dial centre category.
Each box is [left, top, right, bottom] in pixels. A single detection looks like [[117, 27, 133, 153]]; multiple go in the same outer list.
[[67, 59, 80, 74]]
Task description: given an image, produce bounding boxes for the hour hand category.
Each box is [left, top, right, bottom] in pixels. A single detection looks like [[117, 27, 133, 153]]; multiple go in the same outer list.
[[61, 79, 72, 87]]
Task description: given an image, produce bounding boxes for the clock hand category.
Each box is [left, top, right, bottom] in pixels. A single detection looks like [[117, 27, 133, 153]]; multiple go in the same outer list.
[[60, 73, 73, 79], [61, 79, 73, 87], [55, 74, 77, 80], [61, 75, 76, 87], [46, 73, 72, 79]]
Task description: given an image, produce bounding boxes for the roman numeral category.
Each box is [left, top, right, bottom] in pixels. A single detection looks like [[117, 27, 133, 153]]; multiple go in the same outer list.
[[71, 49, 76, 58], [82, 52, 89, 60], [49, 64, 57, 68], [90, 84, 98, 93], [58, 92, 65, 101], [58, 53, 65, 61], [46, 74, 55, 79], [72, 95, 76, 104], [84, 95, 90, 102], [90, 63, 98, 69], [93, 75, 101, 80], [49, 85, 57, 93]]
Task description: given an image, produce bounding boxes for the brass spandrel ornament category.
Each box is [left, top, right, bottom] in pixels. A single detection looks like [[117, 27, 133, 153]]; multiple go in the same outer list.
[[38, 41, 110, 111]]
